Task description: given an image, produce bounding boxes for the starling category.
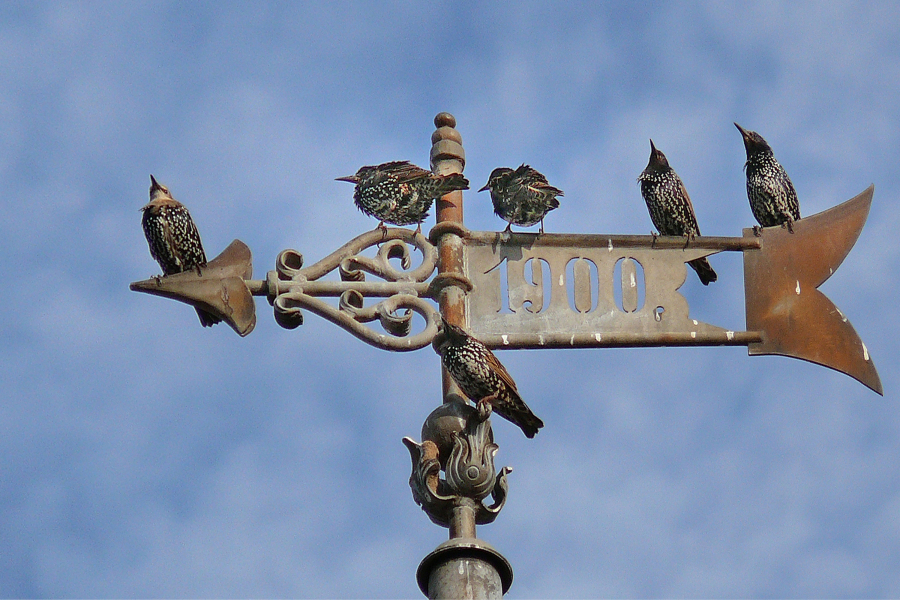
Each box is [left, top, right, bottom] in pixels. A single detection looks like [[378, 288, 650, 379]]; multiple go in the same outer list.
[[437, 317, 544, 438], [479, 164, 563, 233], [141, 175, 220, 327], [638, 140, 717, 286], [735, 123, 800, 234], [336, 160, 469, 232]]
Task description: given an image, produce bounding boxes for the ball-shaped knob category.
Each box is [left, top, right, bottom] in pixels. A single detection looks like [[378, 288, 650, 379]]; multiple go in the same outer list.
[[434, 112, 456, 129]]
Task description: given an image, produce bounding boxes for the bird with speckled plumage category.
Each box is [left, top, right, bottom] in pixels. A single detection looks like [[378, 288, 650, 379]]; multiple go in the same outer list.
[[337, 160, 469, 232], [638, 140, 717, 286], [141, 175, 220, 327], [735, 123, 800, 235], [479, 164, 563, 233], [436, 317, 544, 438]]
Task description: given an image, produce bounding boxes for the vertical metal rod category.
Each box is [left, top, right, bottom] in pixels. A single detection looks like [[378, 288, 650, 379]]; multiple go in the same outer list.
[[448, 503, 477, 539], [430, 112, 468, 405], [420, 113, 513, 598]]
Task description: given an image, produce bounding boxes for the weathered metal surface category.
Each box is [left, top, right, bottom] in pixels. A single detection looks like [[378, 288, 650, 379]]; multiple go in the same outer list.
[[130, 239, 256, 336], [403, 398, 511, 529], [431, 113, 470, 405], [264, 227, 442, 351], [476, 330, 762, 350], [417, 538, 513, 599], [744, 185, 882, 395], [462, 230, 754, 348], [407, 115, 513, 600]]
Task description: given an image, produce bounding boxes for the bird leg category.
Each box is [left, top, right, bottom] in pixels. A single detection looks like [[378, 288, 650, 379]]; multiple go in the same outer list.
[[375, 221, 388, 242], [474, 394, 496, 424], [154, 275, 162, 286], [651, 231, 658, 247], [682, 232, 696, 250], [503, 223, 512, 234], [752, 225, 762, 237], [785, 218, 795, 234], [539, 219, 545, 235]]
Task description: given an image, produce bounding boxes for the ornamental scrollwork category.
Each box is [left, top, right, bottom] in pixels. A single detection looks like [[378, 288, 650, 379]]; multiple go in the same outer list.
[[267, 227, 443, 351]]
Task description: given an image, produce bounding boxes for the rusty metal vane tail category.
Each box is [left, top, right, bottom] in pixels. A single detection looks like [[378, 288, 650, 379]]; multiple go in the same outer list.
[[743, 185, 882, 394], [131, 239, 256, 337]]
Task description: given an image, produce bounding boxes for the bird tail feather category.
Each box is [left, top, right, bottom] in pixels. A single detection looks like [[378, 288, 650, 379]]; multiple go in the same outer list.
[[196, 307, 222, 327], [436, 173, 470, 193], [689, 257, 718, 286]]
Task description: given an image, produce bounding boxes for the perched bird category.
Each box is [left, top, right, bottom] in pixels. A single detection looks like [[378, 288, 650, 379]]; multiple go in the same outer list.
[[336, 160, 469, 232], [436, 317, 544, 438], [479, 164, 563, 233], [735, 123, 800, 234], [638, 140, 718, 285], [141, 175, 220, 327]]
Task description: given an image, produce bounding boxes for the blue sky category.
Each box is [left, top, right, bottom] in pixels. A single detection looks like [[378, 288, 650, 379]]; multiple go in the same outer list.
[[2, 2, 900, 597]]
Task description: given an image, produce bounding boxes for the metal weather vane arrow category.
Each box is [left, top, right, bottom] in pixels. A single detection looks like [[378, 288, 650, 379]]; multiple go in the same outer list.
[[129, 143, 882, 395], [743, 185, 880, 394], [130, 239, 256, 337]]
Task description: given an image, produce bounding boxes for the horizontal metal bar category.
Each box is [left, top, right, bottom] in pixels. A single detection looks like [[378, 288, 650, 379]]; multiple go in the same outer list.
[[246, 279, 267, 295], [273, 290, 439, 351], [257, 278, 431, 298], [463, 230, 762, 251], [480, 330, 763, 350]]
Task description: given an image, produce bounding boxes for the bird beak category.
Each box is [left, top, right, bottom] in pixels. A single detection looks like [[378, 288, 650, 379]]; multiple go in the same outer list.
[[478, 183, 490, 192], [150, 174, 159, 188], [335, 175, 358, 183], [649, 139, 657, 152], [734, 122, 748, 138]]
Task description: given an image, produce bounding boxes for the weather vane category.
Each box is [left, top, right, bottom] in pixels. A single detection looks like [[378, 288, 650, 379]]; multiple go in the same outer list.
[[131, 112, 881, 598]]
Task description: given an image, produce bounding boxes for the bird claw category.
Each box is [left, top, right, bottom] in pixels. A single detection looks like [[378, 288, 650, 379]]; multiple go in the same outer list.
[[752, 225, 762, 237], [474, 396, 495, 423], [650, 231, 659, 247], [785, 219, 795, 233], [372, 222, 388, 244]]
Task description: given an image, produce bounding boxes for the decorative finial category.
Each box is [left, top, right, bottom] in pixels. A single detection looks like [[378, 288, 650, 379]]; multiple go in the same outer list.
[[431, 113, 465, 170], [434, 112, 456, 129], [403, 398, 511, 528]]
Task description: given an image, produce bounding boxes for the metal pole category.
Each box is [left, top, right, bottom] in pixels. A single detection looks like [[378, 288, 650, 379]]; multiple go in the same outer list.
[[431, 112, 468, 403], [416, 113, 514, 599]]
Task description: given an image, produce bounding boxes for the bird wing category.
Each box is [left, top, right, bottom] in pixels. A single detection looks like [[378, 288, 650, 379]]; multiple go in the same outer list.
[[517, 164, 563, 197], [382, 160, 431, 182], [533, 182, 564, 197], [514, 164, 543, 182], [787, 180, 800, 219], [677, 177, 701, 234], [186, 214, 208, 264], [378, 160, 414, 171], [484, 348, 519, 393]]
